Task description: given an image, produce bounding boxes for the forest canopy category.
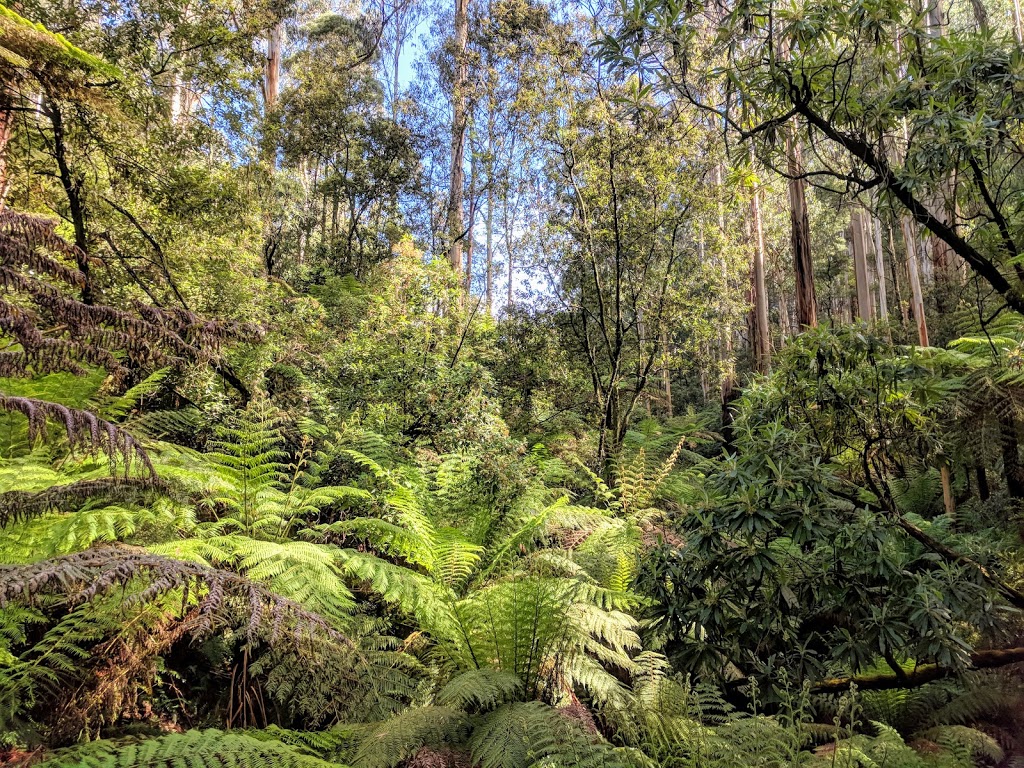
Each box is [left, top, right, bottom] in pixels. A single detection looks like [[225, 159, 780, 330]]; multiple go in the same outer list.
[[1, 0, 1024, 766]]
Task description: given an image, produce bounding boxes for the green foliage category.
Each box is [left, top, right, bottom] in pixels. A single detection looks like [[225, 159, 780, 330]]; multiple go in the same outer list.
[[36, 728, 344, 768], [638, 327, 1017, 690], [5, 2, 1024, 765]]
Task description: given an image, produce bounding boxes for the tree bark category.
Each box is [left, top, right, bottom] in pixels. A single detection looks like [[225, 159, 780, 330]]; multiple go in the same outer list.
[[850, 209, 873, 322], [714, 165, 738, 443], [465, 149, 477, 292], [264, 21, 284, 114], [976, 466, 990, 501], [749, 151, 770, 373], [940, 462, 956, 522], [871, 213, 889, 324], [901, 217, 929, 345], [786, 135, 817, 329], [485, 102, 495, 314], [661, 326, 673, 418], [812, 646, 1024, 693], [445, 0, 470, 276], [46, 97, 91, 304]]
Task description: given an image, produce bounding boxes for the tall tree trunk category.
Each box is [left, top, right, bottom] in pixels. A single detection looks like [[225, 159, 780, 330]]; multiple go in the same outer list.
[[486, 176, 494, 313], [392, 32, 402, 119], [749, 151, 770, 373], [968, 0, 988, 31], [485, 79, 495, 314], [507, 236, 513, 307], [786, 134, 817, 329], [445, 0, 470, 276], [887, 226, 909, 330], [46, 97, 91, 303], [661, 327, 673, 418], [871, 212, 889, 324], [940, 461, 956, 523], [169, 69, 183, 123], [977, 466, 990, 501], [264, 21, 284, 114], [465, 151, 477, 292], [890, 30, 929, 343], [850, 209, 873, 322], [714, 164, 738, 444], [901, 217, 929, 345]]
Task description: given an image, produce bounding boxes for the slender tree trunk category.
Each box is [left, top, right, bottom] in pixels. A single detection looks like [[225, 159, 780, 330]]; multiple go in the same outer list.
[[713, 165, 738, 444], [661, 326, 673, 418], [46, 97, 91, 303], [902, 217, 929, 345], [484, 86, 496, 313], [264, 21, 284, 114], [850, 209, 873, 322], [465, 151, 477, 292], [786, 134, 817, 329], [392, 31, 402, 119], [871, 212, 889, 324], [886, 226, 908, 329], [845, 227, 858, 321], [507, 240, 513, 308], [748, 150, 770, 373], [976, 466, 990, 501], [890, 30, 929, 343], [445, 0, 470, 276], [940, 461, 956, 522], [485, 176, 494, 313]]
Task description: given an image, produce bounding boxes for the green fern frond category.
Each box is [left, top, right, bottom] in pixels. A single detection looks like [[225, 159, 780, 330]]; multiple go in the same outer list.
[[152, 536, 356, 625], [470, 701, 631, 768], [97, 368, 172, 421], [353, 706, 471, 768], [35, 728, 344, 767], [436, 669, 524, 711]]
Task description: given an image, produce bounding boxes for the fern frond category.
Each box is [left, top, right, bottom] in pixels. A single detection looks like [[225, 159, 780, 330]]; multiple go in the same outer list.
[[152, 536, 357, 626], [436, 669, 524, 711], [353, 706, 471, 768], [0, 546, 360, 647], [0, 394, 154, 475], [0, 476, 166, 527], [35, 728, 344, 767], [470, 701, 631, 768]]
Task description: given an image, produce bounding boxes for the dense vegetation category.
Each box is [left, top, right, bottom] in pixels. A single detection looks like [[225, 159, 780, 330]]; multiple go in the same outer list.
[[1, 0, 1024, 765]]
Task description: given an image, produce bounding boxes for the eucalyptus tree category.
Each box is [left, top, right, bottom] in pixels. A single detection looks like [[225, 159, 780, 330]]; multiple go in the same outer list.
[[537, 49, 732, 470], [445, 0, 472, 277], [605, 0, 1024, 324], [270, 13, 420, 278]]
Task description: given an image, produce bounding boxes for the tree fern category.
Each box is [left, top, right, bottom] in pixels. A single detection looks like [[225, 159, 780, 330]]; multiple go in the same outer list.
[[469, 701, 632, 768], [353, 706, 472, 768]]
